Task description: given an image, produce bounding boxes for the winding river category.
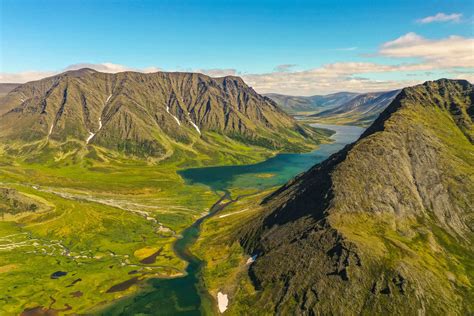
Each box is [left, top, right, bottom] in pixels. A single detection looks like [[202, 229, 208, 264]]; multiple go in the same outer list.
[[102, 123, 364, 315]]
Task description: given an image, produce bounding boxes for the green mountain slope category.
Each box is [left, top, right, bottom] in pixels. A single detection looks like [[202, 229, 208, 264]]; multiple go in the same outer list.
[[265, 92, 359, 114], [0, 69, 322, 161], [234, 79, 474, 314]]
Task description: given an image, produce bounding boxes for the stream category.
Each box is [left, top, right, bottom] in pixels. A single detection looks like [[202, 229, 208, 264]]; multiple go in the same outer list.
[[102, 123, 364, 315]]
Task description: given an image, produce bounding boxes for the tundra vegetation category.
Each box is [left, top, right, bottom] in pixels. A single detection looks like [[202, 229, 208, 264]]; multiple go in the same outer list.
[[0, 69, 329, 314]]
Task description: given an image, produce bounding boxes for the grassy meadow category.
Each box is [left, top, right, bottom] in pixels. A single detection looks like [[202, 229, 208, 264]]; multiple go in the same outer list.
[[0, 131, 299, 314]]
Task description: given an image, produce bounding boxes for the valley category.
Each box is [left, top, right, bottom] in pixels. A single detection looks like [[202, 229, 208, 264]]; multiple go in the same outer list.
[[97, 122, 364, 315], [3, 1, 474, 315], [0, 69, 336, 314], [1, 79, 472, 315], [0, 157, 217, 314], [267, 90, 400, 127], [0, 119, 359, 314], [0, 77, 472, 315], [0, 0, 474, 316]]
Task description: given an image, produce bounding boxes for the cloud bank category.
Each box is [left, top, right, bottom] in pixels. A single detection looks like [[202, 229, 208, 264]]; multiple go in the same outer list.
[[380, 33, 474, 68], [417, 13, 462, 24], [1, 33, 473, 95]]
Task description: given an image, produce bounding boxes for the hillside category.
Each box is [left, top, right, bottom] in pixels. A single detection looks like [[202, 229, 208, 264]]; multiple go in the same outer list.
[[196, 79, 473, 315], [309, 89, 400, 126], [265, 92, 359, 114], [0, 69, 323, 162]]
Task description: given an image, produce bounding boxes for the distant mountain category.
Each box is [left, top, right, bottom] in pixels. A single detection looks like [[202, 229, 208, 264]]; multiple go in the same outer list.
[[0, 83, 20, 113], [311, 89, 400, 126], [0, 69, 322, 159], [0, 83, 20, 95], [265, 92, 359, 113], [240, 79, 474, 314]]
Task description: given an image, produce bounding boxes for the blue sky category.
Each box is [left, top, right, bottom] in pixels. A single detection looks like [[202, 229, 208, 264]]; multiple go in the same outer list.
[[1, 0, 473, 94]]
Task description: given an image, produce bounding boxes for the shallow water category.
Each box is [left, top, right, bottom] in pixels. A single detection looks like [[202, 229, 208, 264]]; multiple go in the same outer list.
[[101, 193, 231, 315], [179, 123, 365, 191]]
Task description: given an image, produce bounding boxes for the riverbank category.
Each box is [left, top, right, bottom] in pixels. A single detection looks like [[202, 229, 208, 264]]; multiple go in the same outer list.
[[97, 190, 253, 315], [96, 123, 364, 314]]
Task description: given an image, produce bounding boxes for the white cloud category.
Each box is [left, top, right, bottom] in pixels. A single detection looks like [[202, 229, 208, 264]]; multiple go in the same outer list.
[[241, 62, 428, 95], [0, 70, 57, 83], [193, 68, 238, 77], [2, 32, 473, 96], [65, 62, 162, 73], [0, 63, 162, 83], [334, 47, 358, 51], [417, 13, 462, 24], [241, 34, 474, 94], [380, 32, 474, 68]]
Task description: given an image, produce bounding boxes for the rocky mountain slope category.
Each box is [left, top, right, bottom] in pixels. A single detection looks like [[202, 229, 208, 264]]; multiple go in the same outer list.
[[311, 89, 400, 126], [240, 79, 474, 315], [265, 92, 359, 113], [0, 69, 322, 159]]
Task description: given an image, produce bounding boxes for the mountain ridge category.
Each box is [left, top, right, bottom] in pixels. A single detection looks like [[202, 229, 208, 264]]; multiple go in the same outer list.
[[264, 92, 359, 113], [0, 69, 323, 160], [237, 79, 474, 315], [310, 89, 400, 126]]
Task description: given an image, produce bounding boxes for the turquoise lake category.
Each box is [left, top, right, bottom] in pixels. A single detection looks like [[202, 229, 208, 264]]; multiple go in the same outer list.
[[179, 123, 365, 191]]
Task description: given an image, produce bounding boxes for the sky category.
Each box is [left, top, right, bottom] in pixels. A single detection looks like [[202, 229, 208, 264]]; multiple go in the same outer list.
[[1, 0, 473, 95]]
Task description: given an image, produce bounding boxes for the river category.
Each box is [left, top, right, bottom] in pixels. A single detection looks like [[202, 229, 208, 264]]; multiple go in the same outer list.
[[101, 123, 364, 315]]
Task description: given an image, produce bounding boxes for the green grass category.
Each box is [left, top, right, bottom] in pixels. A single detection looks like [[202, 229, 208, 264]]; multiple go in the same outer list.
[[0, 125, 327, 314], [0, 163, 210, 313], [190, 189, 272, 315]]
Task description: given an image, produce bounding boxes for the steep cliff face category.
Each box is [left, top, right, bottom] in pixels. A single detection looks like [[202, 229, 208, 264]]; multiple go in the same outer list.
[[0, 69, 320, 158], [241, 79, 474, 315]]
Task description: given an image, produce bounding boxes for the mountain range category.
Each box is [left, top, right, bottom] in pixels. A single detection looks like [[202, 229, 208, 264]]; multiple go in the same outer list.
[[0, 69, 322, 160], [310, 89, 400, 126], [266, 90, 400, 127], [264, 92, 359, 113], [239, 79, 474, 314], [0, 83, 20, 110]]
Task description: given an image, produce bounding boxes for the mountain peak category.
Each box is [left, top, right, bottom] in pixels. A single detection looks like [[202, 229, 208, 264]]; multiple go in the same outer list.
[[0, 69, 321, 159], [63, 68, 98, 76], [239, 79, 473, 315]]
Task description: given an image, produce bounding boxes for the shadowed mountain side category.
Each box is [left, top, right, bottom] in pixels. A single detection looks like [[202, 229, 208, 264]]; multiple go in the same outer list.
[[239, 79, 474, 315]]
